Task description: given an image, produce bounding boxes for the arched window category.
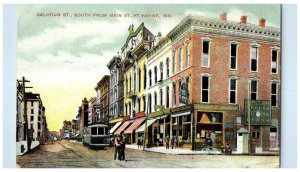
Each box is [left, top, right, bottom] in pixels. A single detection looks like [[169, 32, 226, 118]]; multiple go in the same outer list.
[[166, 58, 170, 78], [160, 62, 164, 81]]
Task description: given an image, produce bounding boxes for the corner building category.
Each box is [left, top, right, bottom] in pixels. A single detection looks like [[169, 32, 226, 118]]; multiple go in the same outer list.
[[166, 14, 280, 152]]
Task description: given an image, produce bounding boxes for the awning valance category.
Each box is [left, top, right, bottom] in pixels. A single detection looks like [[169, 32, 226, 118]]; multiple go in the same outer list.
[[172, 111, 190, 118], [124, 117, 146, 134]]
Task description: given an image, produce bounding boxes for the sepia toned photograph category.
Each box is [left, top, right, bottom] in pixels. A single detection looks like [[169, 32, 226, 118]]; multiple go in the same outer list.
[[15, 4, 280, 168]]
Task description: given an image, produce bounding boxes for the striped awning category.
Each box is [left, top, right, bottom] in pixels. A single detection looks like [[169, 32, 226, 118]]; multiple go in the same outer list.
[[136, 119, 156, 133], [124, 117, 146, 134], [109, 121, 123, 135], [114, 120, 132, 135]]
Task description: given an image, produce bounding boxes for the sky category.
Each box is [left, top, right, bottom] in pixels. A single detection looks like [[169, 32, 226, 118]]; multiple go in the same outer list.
[[16, 4, 280, 132]]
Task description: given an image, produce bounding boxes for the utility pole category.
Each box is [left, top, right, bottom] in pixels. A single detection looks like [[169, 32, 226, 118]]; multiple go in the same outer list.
[[142, 94, 150, 151], [18, 76, 33, 152]]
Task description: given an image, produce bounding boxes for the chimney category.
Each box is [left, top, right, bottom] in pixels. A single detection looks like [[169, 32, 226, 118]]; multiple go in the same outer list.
[[259, 18, 266, 27], [220, 12, 227, 21], [240, 16, 247, 24]]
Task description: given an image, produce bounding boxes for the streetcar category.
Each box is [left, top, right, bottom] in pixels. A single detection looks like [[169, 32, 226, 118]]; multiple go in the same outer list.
[[82, 124, 110, 149]]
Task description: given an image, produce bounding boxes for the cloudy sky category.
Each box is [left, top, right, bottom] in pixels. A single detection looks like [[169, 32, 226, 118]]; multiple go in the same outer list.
[[17, 4, 280, 131]]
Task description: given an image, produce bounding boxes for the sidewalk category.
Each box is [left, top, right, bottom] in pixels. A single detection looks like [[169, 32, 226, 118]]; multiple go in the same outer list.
[[126, 144, 279, 156]]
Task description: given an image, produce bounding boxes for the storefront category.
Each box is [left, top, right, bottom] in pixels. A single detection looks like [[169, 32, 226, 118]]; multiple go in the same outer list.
[[124, 117, 146, 144]]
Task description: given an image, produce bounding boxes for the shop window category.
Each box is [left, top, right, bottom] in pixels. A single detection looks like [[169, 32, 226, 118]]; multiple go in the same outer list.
[[202, 40, 210, 67], [229, 78, 237, 104], [186, 40, 190, 67], [230, 43, 237, 69], [201, 76, 210, 103], [271, 82, 277, 107], [178, 47, 182, 71], [250, 46, 258, 72], [271, 50, 278, 73], [250, 80, 258, 100]]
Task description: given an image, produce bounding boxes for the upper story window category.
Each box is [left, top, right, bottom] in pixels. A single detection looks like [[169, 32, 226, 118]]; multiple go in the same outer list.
[[179, 47, 182, 71], [149, 70, 152, 87], [229, 77, 238, 104], [154, 66, 158, 83], [138, 69, 141, 92], [149, 94, 152, 113], [201, 38, 212, 67], [201, 74, 211, 103], [160, 62, 163, 81], [173, 82, 176, 105], [166, 86, 170, 108], [186, 40, 190, 67], [154, 92, 157, 109], [144, 64, 147, 90], [166, 58, 170, 78], [271, 81, 278, 107], [250, 79, 258, 100], [143, 95, 146, 112], [271, 49, 278, 74], [230, 42, 238, 70], [250, 45, 259, 72], [160, 89, 163, 105], [173, 50, 176, 74]]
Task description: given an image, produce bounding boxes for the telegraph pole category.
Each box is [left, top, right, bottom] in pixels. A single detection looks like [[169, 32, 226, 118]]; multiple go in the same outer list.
[[19, 76, 33, 152]]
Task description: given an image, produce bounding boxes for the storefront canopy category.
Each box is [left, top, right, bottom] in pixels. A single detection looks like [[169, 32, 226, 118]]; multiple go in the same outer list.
[[109, 121, 123, 135], [172, 111, 190, 118], [114, 120, 132, 135], [124, 117, 146, 134], [136, 119, 156, 133]]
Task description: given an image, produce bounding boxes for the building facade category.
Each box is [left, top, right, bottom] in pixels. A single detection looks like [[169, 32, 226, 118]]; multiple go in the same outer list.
[[107, 55, 125, 125], [97, 75, 110, 124]]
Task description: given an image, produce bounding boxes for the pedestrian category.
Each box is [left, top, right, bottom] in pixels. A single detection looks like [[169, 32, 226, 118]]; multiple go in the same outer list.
[[165, 135, 170, 149], [174, 136, 178, 149], [139, 136, 143, 149], [114, 136, 120, 160], [118, 131, 126, 161]]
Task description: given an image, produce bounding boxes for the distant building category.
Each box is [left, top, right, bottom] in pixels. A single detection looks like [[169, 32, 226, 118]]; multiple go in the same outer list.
[[95, 75, 110, 124], [80, 98, 88, 136]]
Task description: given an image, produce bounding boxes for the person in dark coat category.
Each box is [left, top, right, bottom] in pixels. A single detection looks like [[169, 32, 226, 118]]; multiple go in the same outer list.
[[113, 136, 120, 160], [118, 131, 126, 161]]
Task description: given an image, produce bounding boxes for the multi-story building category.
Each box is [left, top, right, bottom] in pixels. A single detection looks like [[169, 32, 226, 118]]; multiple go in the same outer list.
[[25, 92, 45, 143], [107, 54, 125, 126], [16, 81, 25, 143], [80, 98, 88, 137], [87, 97, 96, 125], [163, 13, 280, 152], [116, 23, 153, 143], [96, 75, 110, 124]]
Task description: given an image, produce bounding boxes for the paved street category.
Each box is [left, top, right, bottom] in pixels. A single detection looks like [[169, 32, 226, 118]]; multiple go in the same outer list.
[[17, 141, 280, 168]]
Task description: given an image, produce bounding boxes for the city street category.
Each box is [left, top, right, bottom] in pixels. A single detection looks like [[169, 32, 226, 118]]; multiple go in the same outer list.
[[17, 141, 280, 168]]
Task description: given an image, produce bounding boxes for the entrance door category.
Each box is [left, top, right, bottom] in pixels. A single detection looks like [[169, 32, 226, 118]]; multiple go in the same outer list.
[[251, 126, 261, 152], [237, 133, 243, 153], [269, 127, 278, 150]]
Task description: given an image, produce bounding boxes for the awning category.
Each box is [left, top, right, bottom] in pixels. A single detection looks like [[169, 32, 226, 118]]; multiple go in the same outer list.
[[109, 121, 123, 134], [136, 119, 157, 133], [114, 120, 132, 135], [109, 117, 124, 124], [156, 115, 168, 119], [124, 117, 146, 134], [172, 111, 190, 118]]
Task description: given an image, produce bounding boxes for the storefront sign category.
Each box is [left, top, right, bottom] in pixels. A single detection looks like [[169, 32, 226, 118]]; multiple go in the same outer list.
[[171, 105, 191, 114], [244, 100, 271, 125], [179, 83, 189, 104], [193, 104, 239, 111], [148, 109, 170, 119]]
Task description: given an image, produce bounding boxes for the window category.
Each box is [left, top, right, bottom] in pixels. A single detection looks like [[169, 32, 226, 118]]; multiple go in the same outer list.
[[166, 58, 170, 78], [179, 80, 182, 102], [271, 50, 278, 73], [31, 101, 34, 107], [250, 80, 258, 100], [160, 89, 163, 105], [250, 46, 258, 71], [166, 86, 170, 108], [230, 43, 237, 69], [173, 50, 176, 74], [202, 40, 210, 67], [178, 47, 182, 70], [98, 127, 104, 135], [154, 92, 157, 107], [160, 62, 163, 81], [154, 66, 158, 83], [271, 82, 277, 107], [30, 116, 34, 121], [125, 104, 127, 116], [229, 78, 237, 104], [138, 69, 141, 92], [144, 65, 147, 89], [202, 76, 210, 103], [186, 41, 190, 67], [137, 98, 141, 112], [31, 109, 34, 114], [129, 103, 131, 116], [173, 82, 176, 105], [125, 77, 127, 93], [129, 76, 131, 91], [149, 70, 152, 87], [186, 76, 190, 90], [143, 95, 146, 112], [149, 94, 152, 113]]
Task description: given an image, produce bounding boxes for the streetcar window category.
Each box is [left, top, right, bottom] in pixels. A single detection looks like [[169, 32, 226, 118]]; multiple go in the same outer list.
[[98, 127, 104, 135], [91, 127, 97, 135], [105, 128, 109, 135]]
